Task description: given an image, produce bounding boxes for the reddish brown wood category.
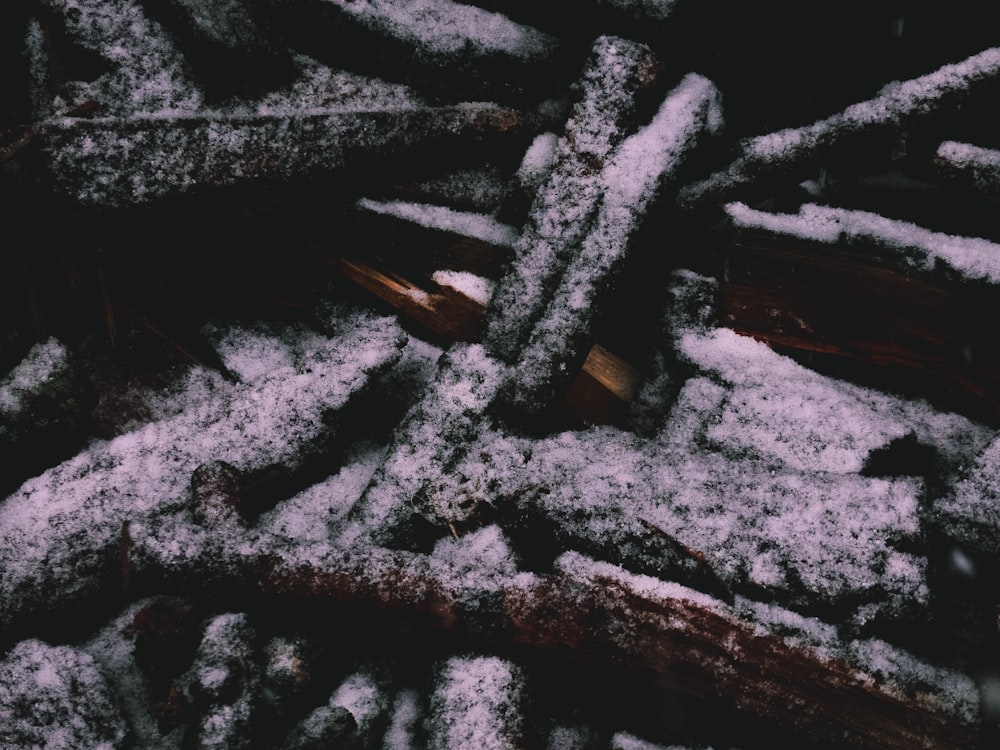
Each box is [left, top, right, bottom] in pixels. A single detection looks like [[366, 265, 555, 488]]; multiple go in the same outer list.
[[723, 230, 1000, 421], [247, 548, 977, 750]]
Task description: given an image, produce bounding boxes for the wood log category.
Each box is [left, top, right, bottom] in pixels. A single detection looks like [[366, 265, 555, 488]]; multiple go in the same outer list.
[[0, 309, 403, 635], [722, 201, 1000, 421], [139, 0, 296, 99], [932, 140, 1000, 202], [504, 72, 721, 415], [427, 656, 526, 749], [260, 0, 562, 103], [678, 47, 1000, 214], [41, 103, 532, 206], [136, 541, 976, 750], [563, 343, 642, 427], [483, 35, 664, 362], [335, 257, 488, 344], [333, 256, 643, 428]]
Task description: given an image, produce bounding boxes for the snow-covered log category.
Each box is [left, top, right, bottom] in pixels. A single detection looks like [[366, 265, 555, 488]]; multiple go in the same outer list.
[[932, 140, 1000, 201], [42, 102, 533, 206], [130, 537, 977, 750], [679, 47, 1000, 212], [723, 201, 1000, 420], [0, 308, 403, 632], [483, 35, 664, 362], [503, 72, 721, 414], [261, 0, 560, 101]]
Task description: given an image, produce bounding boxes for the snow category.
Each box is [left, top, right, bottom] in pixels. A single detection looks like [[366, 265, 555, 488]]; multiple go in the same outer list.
[[0, 307, 403, 632], [383, 689, 422, 749], [48, 0, 202, 115], [484, 36, 662, 361], [432, 270, 496, 306], [676, 327, 992, 474], [532, 439, 926, 619], [427, 656, 525, 749], [546, 725, 598, 750], [0, 338, 73, 418], [0, 639, 128, 750], [358, 198, 520, 249], [507, 73, 722, 410], [610, 732, 687, 750], [83, 602, 178, 750], [680, 46, 1000, 208], [727, 202, 1000, 284], [516, 132, 559, 190], [406, 165, 513, 215], [430, 524, 519, 603], [318, 0, 557, 63], [257, 442, 387, 547], [330, 670, 391, 740], [935, 140, 1000, 195], [936, 434, 1000, 554], [937, 140, 1000, 171], [343, 343, 508, 540]]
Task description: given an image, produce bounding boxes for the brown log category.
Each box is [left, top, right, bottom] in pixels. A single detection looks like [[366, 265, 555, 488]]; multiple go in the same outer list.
[[563, 343, 642, 427], [722, 205, 1000, 422], [232, 547, 977, 750]]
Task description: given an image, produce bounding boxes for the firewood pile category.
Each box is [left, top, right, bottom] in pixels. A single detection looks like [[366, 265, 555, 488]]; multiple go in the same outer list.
[[4, 1, 1000, 748]]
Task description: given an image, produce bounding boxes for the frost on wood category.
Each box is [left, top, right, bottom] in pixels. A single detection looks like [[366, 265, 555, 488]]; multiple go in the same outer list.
[[0, 337, 86, 441], [0, 639, 128, 750], [679, 47, 1000, 210], [328, 670, 392, 745], [342, 343, 507, 542], [675, 327, 992, 475], [484, 35, 663, 361], [427, 656, 525, 750], [933, 140, 1000, 200], [43, 102, 529, 206], [727, 201, 1000, 285], [935, 434, 1000, 555], [0, 308, 403, 632], [181, 613, 258, 750], [628, 270, 718, 437], [505, 73, 723, 413], [479, 425, 927, 622], [383, 689, 422, 749], [47, 0, 202, 115], [357, 198, 520, 249], [83, 600, 186, 750], [288, 0, 556, 63]]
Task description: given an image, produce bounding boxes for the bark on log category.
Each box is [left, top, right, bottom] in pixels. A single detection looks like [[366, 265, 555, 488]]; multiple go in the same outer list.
[[722, 202, 1000, 421], [41, 103, 531, 206], [503, 72, 721, 415], [163, 544, 977, 750], [932, 140, 1000, 202], [678, 47, 1000, 213], [483, 35, 664, 362]]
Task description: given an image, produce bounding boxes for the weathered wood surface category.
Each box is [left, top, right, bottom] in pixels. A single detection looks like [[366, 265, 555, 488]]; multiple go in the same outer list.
[[128, 540, 977, 750], [723, 211, 1000, 422]]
